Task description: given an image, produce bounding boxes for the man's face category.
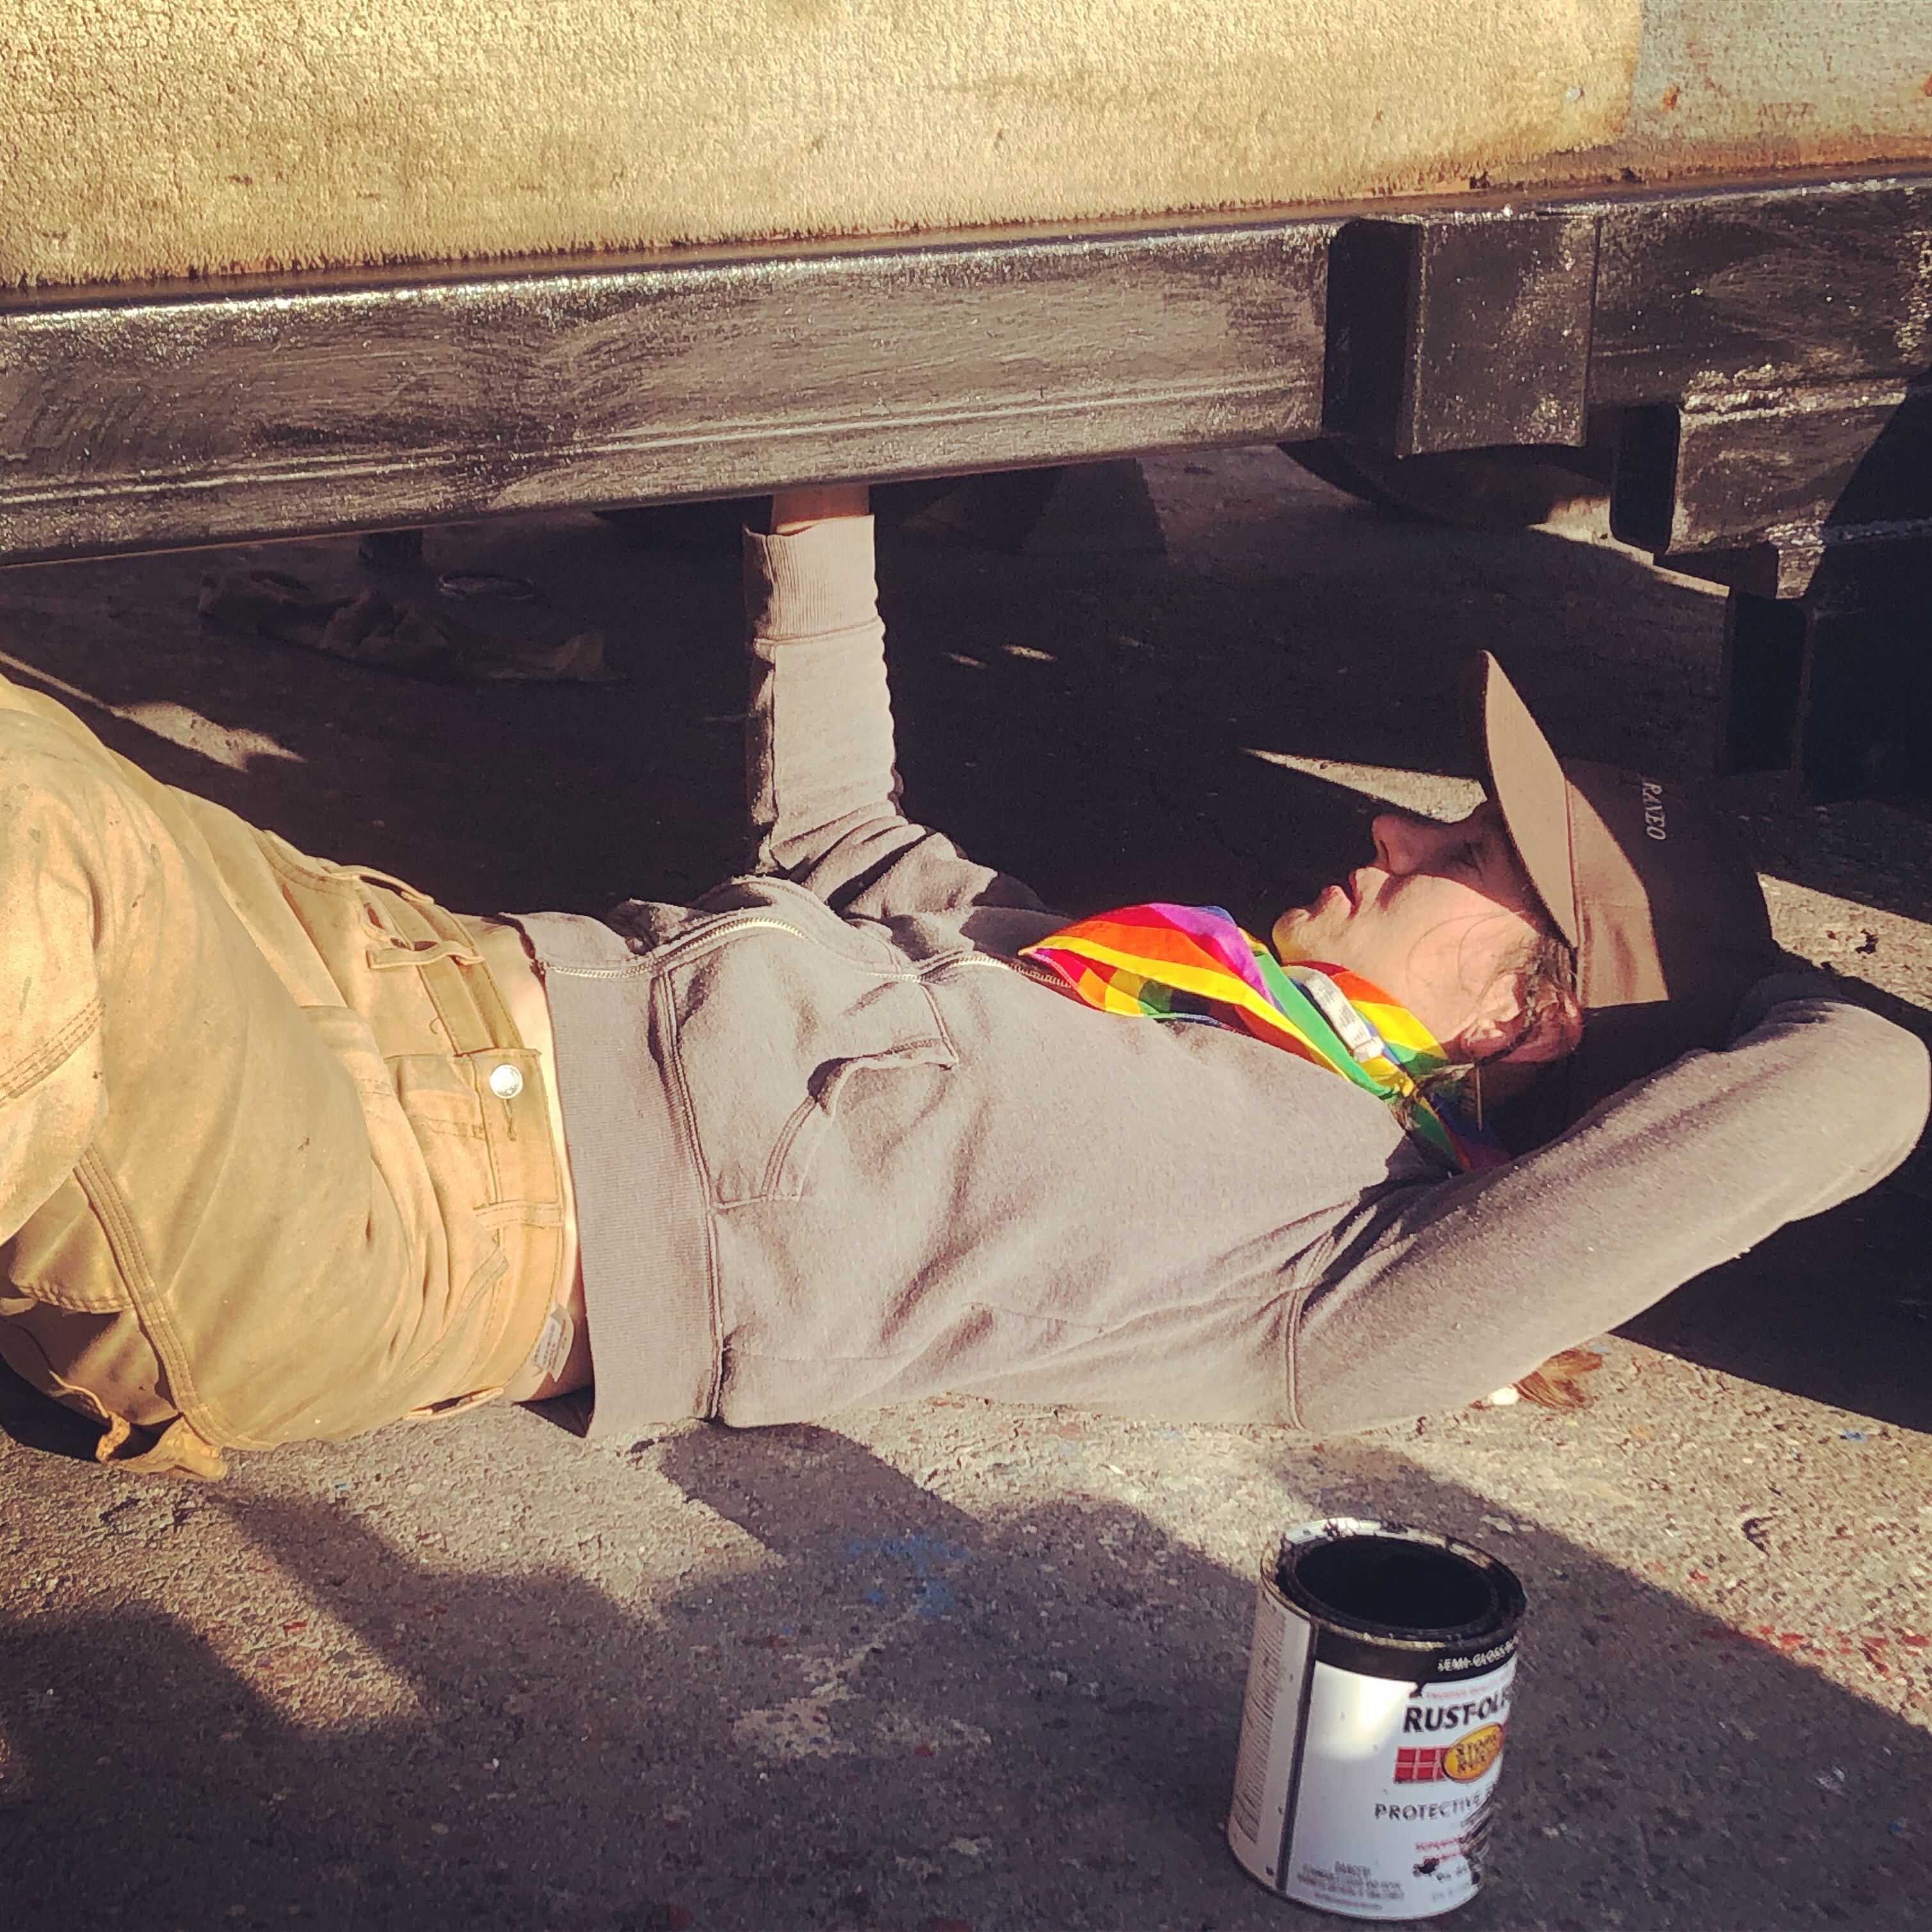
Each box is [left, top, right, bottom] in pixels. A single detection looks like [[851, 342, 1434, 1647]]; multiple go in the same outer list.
[[1271, 801, 1552, 1056]]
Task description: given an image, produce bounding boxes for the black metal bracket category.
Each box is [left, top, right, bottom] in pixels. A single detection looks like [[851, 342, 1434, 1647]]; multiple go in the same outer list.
[[1322, 211, 1597, 454], [1723, 537, 1932, 796], [1307, 171, 1932, 793], [1611, 382, 1932, 599]]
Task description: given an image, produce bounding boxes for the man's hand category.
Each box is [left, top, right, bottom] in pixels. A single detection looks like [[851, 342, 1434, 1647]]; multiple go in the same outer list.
[[768, 485, 870, 533]]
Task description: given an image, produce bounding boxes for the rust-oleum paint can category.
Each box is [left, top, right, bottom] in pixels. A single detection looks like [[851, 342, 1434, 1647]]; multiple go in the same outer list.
[[1227, 1518, 1525, 1919]]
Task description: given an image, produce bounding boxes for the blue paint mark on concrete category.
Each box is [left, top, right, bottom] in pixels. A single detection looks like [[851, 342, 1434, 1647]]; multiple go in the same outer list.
[[847, 1534, 971, 1618]]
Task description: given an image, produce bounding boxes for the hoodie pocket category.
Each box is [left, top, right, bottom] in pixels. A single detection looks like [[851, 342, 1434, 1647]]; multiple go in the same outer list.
[[666, 944, 956, 1206]]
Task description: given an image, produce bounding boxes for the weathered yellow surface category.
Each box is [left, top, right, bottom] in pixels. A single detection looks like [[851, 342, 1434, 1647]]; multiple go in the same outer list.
[[3, 3, 1927, 292], [3, 0, 1638, 287], [1545, 0, 1932, 183]]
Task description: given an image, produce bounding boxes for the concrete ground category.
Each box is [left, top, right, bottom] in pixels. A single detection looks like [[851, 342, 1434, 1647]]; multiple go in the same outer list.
[[3, 449, 1931, 1932]]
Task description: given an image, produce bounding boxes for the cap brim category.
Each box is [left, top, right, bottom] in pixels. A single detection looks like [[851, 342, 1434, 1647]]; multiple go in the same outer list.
[[1461, 652, 1579, 951]]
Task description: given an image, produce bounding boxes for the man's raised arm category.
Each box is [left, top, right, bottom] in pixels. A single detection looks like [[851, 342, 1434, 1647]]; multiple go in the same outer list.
[[744, 486, 899, 885], [743, 486, 1051, 918]]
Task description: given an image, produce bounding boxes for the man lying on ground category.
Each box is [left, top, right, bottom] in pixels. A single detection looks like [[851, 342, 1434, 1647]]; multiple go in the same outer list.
[[1, 486, 1924, 1479]]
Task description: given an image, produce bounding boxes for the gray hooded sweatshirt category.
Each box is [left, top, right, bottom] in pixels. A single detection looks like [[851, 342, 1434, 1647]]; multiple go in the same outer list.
[[519, 517, 1929, 1440]]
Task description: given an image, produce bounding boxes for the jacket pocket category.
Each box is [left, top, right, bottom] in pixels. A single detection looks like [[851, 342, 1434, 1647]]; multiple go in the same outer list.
[[666, 947, 956, 1206], [2, 1173, 136, 1313]]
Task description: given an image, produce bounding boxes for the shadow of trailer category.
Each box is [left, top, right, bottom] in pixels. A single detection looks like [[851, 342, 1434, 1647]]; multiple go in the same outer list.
[[3, 166, 1928, 794]]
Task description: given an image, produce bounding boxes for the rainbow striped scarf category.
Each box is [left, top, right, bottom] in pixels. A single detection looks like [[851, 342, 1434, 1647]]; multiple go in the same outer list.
[[1021, 903, 1507, 1173]]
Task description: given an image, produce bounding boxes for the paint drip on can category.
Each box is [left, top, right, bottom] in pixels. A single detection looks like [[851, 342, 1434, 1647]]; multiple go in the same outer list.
[[1227, 1518, 1525, 1920]]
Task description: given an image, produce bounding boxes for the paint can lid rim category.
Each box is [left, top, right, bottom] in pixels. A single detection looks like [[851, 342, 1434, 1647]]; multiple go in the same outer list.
[[1270, 1518, 1525, 1651]]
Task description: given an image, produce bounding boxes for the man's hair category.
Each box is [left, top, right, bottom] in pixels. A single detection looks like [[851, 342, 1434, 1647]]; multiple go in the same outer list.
[[1412, 919, 1579, 1091], [1398, 923, 1579, 1154], [1495, 924, 1581, 1063]]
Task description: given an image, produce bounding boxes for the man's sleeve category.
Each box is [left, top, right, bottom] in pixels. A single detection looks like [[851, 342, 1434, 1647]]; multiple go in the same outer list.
[[1285, 983, 1929, 1433], [743, 518, 1051, 915]]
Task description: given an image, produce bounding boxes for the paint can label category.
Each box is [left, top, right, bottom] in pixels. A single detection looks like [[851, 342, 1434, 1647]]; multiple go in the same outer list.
[[1283, 1655, 1514, 1917], [1227, 1522, 1523, 1921]]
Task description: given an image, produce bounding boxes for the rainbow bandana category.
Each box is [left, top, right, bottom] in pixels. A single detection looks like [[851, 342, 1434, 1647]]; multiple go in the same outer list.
[[1021, 903, 1508, 1173]]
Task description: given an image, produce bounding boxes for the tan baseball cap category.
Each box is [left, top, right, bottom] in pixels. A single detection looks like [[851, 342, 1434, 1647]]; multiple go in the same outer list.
[[1462, 652, 1778, 1116]]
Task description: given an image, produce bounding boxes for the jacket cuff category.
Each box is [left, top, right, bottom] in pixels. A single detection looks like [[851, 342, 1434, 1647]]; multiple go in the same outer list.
[[1728, 969, 1856, 1040], [743, 517, 879, 640]]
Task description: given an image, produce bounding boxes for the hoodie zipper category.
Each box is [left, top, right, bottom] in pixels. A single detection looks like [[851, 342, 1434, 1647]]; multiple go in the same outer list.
[[537, 914, 808, 981], [941, 951, 1068, 992], [543, 911, 1065, 994]]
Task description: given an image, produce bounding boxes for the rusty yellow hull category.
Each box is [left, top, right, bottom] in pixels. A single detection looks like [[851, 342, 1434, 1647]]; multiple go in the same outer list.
[[4, 1, 1925, 291]]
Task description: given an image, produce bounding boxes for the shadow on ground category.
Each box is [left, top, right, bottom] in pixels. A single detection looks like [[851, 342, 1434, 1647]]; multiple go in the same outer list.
[[3, 1429, 1929, 1929], [8, 478, 1927, 933]]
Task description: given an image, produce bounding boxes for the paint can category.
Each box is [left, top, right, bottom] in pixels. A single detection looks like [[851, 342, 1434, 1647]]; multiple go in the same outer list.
[[1227, 1517, 1525, 1920]]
